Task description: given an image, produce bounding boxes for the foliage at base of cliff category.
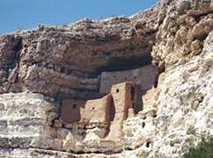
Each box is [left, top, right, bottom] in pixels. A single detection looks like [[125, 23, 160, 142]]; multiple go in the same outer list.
[[183, 137, 213, 158]]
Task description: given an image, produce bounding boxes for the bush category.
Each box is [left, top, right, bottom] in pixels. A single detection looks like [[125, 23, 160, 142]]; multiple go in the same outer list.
[[183, 137, 213, 158]]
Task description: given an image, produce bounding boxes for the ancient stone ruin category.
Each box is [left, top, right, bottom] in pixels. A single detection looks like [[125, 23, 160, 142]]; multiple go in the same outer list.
[[49, 63, 160, 154], [60, 73, 158, 142]]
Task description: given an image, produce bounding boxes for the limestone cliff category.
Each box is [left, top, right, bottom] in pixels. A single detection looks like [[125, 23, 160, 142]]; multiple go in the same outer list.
[[0, 0, 213, 157]]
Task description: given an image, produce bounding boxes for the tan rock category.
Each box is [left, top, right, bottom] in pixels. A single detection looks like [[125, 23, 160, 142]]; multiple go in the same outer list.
[[0, 0, 213, 157]]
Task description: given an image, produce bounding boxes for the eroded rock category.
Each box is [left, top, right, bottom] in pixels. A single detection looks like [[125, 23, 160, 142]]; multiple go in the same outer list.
[[0, 0, 213, 158]]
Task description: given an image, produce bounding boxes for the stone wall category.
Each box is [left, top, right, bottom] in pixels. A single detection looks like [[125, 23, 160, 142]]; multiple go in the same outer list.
[[60, 82, 141, 142], [80, 95, 112, 124], [61, 95, 112, 125], [61, 99, 86, 124], [100, 65, 158, 94], [107, 82, 136, 140]]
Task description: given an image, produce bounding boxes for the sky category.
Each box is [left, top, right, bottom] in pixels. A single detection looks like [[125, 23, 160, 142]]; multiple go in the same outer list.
[[0, 0, 158, 34]]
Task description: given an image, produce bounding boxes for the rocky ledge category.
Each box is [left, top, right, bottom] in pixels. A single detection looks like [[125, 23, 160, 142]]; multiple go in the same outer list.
[[0, 0, 213, 158]]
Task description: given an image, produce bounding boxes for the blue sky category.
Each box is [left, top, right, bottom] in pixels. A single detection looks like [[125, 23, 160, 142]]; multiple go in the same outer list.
[[0, 0, 158, 34]]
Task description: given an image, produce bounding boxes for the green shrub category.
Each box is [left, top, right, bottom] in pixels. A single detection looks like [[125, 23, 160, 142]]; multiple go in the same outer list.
[[183, 137, 213, 158]]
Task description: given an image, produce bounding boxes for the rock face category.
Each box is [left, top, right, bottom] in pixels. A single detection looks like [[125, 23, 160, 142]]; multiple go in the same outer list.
[[0, 0, 213, 157]]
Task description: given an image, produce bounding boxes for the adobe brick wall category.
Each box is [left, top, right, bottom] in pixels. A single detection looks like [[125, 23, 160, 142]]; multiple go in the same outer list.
[[60, 81, 142, 141], [61, 95, 113, 125], [80, 94, 112, 124], [61, 99, 86, 124], [111, 82, 133, 120], [107, 82, 136, 140], [100, 65, 158, 94]]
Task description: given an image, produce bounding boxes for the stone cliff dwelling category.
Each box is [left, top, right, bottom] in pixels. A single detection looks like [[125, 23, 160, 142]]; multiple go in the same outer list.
[[61, 82, 140, 139], [100, 65, 158, 94], [60, 63, 159, 140], [0, 13, 161, 145]]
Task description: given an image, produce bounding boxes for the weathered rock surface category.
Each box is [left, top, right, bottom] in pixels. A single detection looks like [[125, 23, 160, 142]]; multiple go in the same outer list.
[[0, 0, 213, 157], [123, 30, 213, 158]]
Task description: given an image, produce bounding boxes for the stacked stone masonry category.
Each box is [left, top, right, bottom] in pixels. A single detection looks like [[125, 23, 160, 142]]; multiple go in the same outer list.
[[60, 82, 152, 141]]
